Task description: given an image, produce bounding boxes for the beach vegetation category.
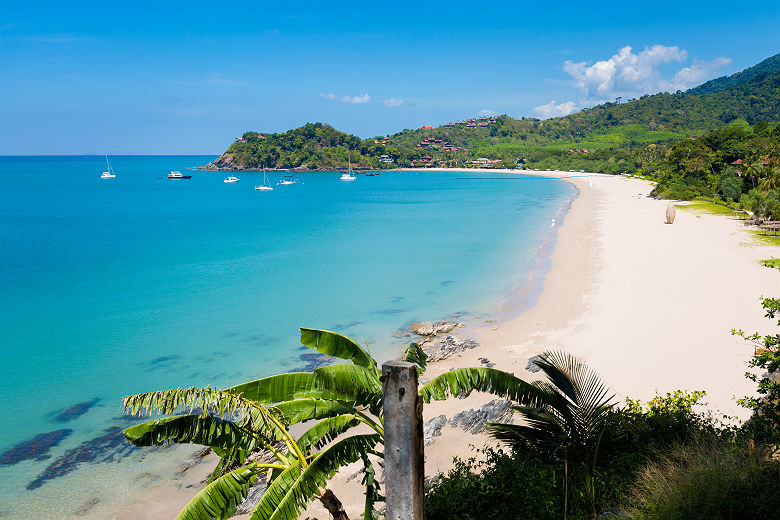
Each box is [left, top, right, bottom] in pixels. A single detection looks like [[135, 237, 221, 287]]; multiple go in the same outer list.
[[428, 387, 732, 519], [733, 296, 780, 443], [627, 440, 780, 520], [486, 351, 615, 518], [761, 258, 780, 270], [121, 328, 536, 520]]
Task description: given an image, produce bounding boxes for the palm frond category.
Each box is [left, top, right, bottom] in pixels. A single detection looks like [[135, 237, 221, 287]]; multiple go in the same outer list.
[[402, 342, 428, 374], [174, 463, 258, 520], [300, 328, 375, 370], [123, 414, 262, 452], [121, 387, 288, 441], [249, 434, 381, 520], [295, 414, 361, 456], [122, 414, 268, 476], [229, 373, 318, 403], [312, 364, 383, 413], [420, 367, 547, 404], [273, 398, 357, 425]]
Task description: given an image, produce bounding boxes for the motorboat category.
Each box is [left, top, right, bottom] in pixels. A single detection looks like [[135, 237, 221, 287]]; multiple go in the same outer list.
[[224, 176, 239, 183], [168, 171, 192, 179], [279, 172, 297, 185], [100, 155, 116, 179]]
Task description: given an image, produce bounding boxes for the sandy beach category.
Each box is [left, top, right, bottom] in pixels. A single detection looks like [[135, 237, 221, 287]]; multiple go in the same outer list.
[[119, 169, 779, 519]]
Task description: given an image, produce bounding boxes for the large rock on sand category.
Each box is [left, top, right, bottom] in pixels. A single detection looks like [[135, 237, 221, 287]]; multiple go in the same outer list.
[[410, 321, 460, 336], [665, 202, 676, 224]]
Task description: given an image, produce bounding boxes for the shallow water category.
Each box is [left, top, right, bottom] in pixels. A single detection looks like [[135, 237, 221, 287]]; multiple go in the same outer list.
[[0, 156, 574, 518]]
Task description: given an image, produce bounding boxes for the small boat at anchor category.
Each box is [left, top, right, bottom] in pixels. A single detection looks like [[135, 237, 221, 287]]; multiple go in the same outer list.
[[224, 176, 239, 183], [255, 168, 274, 191], [340, 152, 356, 181], [168, 171, 192, 179], [279, 172, 297, 185], [100, 155, 116, 179]]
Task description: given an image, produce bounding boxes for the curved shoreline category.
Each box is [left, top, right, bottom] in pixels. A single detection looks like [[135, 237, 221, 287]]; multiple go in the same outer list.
[[120, 168, 780, 518]]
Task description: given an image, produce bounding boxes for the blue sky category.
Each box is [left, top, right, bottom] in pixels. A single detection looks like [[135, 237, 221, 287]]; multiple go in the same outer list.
[[1, 1, 778, 154]]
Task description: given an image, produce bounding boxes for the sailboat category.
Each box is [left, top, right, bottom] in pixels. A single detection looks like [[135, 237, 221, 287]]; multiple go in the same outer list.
[[340, 152, 356, 181], [100, 155, 116, 179], [255, 167, 274, 191]]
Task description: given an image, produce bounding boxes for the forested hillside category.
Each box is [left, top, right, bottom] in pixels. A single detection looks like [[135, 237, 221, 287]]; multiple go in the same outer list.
[[205, 53, 780, 202]]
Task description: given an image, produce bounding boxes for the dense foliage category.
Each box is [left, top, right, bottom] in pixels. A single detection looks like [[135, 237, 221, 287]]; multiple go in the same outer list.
[[427, 390, 735, 519], [210, 53, 780, 180]]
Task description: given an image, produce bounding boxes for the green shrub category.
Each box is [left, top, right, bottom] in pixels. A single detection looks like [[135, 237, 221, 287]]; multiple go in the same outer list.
[[628, 441, 780, 519], [426, 447, 563, 520]]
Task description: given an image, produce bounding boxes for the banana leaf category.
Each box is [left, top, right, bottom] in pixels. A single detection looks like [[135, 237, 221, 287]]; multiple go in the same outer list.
[[300, 328, 375, 370], [174, 463, 258, 520], [249, 434, 381, 520]]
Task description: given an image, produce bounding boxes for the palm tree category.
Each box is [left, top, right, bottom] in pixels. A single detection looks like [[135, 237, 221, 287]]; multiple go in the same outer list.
[[122, 328, 533, 520], [759, 164, 780, 192], [487, 351, 616, 518]]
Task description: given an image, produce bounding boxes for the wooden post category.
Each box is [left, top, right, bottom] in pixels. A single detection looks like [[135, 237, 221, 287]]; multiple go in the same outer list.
[[382, 360, 425, 520]]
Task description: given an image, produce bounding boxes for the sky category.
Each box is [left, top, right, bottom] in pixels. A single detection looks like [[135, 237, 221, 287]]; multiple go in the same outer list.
[[1, 0, 779, 155]]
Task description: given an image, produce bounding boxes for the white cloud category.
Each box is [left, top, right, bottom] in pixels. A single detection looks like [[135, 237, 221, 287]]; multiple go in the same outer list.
[[383, 98, 404, 107], [342, 93, 370, 104], [321, 92, 371, 104], [563, 45, 691, 99], [533, 100, 578, 119], [662, 57, 732, 91], [478, 108, 498, 117]]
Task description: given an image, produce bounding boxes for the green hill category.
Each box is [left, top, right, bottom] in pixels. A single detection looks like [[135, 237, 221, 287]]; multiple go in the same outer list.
[[205, 53, 780, 175]]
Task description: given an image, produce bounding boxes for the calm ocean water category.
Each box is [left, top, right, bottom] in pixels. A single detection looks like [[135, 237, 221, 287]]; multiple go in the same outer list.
[[0, 156, 574, 518]]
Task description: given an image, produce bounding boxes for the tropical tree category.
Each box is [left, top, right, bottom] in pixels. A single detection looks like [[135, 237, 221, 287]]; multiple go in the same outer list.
[[487, 351, 616, 519], [122, 328, 535, 520]]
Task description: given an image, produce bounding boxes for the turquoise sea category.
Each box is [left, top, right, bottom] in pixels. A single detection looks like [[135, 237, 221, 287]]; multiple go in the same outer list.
[[0, 156, 575, 518]]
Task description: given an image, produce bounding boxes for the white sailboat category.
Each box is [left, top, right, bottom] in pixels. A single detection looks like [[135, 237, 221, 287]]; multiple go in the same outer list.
[[100, 155, 116, 179], [255, 167, 274, 191], [340, 152, 356, 181]]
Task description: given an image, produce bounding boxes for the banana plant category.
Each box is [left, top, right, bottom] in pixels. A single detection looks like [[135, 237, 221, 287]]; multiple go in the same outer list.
[[122, 328, 540, 520]]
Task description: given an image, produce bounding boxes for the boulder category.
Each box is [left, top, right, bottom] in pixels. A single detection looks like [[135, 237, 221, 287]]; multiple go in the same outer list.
[[423, 415, 447, 446], [665, 202, 676, 224], [450, 400, 514, 434], [410, 321, 460, 336]]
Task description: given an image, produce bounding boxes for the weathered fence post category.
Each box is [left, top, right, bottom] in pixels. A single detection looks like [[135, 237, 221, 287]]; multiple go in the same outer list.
[[381, 360, 425, 520]]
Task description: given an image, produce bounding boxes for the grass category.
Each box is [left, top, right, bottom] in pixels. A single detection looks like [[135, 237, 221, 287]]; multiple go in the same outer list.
[[749, 230, 780, 247], [761, 258, 780, 270], [627, 441, 780, 520], [676, 199, 739, 216]]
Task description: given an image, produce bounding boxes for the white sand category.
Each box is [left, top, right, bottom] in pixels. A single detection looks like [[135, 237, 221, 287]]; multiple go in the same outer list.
[[120, 169, 780, 519]]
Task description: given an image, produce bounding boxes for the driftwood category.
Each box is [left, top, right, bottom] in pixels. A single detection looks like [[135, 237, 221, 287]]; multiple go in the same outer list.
[[665, 202, 676, 224]]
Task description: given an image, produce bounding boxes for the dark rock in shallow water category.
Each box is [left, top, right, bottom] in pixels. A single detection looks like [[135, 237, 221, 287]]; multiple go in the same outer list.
[[73, 497, 100, 516], [150, 355, 179, 365], [290, 352, 336, 372], [26, 427, 138, 490], [53, 398, 100, 423], [0, 429, 72, 466]]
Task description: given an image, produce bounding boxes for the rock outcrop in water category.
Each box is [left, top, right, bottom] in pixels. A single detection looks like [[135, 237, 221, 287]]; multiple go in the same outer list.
[[0, 429, 73, 465], [53, 398, 100, 423], [202, 152, 241, 171]]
